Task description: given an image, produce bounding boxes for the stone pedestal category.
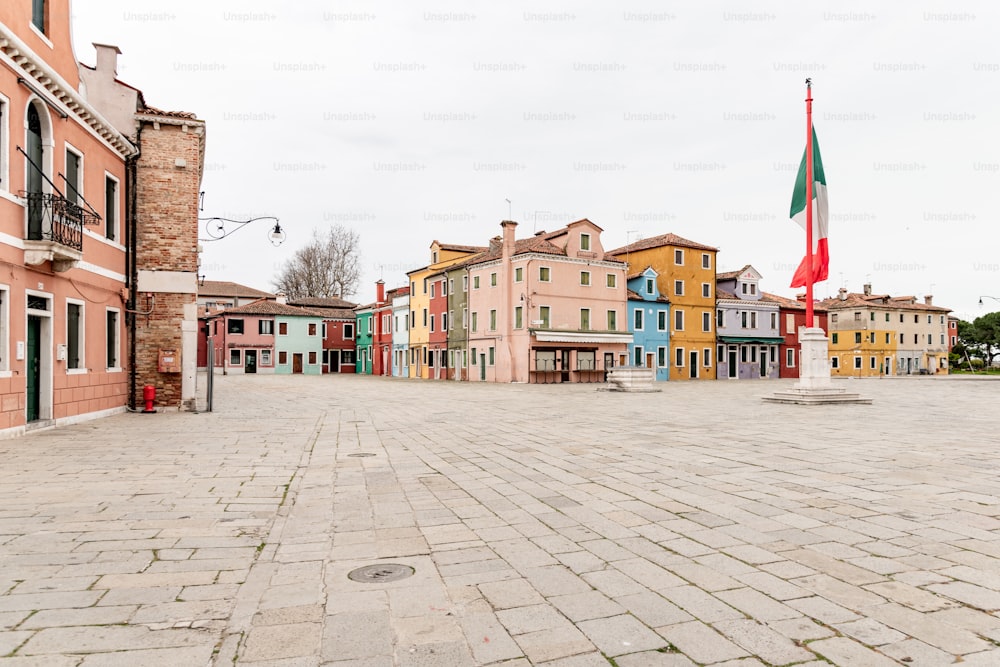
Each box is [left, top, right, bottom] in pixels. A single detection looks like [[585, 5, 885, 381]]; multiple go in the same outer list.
[[763, 327, 872, 405], [602, 366, 660, 393]]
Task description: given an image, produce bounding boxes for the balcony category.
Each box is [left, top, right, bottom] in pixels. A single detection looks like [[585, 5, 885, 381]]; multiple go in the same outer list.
[[21, 192, 96, 271]]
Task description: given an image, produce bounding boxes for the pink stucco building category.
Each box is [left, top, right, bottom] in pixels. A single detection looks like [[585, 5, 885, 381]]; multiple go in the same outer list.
[[466, 219, 631, 383]]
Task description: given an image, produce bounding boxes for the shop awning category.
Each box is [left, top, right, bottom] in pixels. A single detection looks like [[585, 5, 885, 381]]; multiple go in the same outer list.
[[718, 336, 786, 344], [532, 330, 633, 344]]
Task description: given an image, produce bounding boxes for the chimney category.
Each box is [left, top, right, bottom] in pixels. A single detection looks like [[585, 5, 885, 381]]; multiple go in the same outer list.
[[838, 287, 848, 301], [924, 294, 933, 306], [93, 43, 121, 77], [376, 279, 385, 304], [863, 283, 872, 296], [275, 292, 287, 305], [501, 220, 518, 260]]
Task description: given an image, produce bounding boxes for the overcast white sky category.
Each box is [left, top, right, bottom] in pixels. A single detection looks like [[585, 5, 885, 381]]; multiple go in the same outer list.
[[71, 1, 998, 320]]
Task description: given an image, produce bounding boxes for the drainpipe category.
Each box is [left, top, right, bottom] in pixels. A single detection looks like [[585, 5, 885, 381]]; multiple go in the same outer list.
[[125, 126, 141, 410]]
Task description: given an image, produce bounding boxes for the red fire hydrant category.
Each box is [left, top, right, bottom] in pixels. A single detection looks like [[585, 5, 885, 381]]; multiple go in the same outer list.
[[142, 385, 156, 413]]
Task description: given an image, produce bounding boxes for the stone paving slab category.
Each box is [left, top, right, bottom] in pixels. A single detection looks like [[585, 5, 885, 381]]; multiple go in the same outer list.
[[2, 374, 1000, 665]]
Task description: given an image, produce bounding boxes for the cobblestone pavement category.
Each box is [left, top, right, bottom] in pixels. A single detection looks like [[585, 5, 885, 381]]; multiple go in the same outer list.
[[2, 374, 1000, 666]]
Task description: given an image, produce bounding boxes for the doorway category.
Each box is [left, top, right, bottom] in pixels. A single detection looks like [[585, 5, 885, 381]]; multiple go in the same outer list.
[[760, 346, 768, 378], [27, 316, 41, 421], [689, 351, 698, 379], [244, 350, 257, 374], [479, 354, 486, 381], [728, 347, 737, 379], [292, 353, 303, 374]]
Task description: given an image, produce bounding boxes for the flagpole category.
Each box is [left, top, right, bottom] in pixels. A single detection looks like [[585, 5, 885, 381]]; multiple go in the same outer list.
[[804, 78, 814, 328]]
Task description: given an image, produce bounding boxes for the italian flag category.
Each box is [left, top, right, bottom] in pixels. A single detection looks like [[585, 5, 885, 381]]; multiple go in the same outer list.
[[789, 127, 829, 288]]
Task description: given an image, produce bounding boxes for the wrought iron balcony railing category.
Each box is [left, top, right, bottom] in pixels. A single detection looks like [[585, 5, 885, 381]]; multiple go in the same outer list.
[[20, 191, 98, 252]]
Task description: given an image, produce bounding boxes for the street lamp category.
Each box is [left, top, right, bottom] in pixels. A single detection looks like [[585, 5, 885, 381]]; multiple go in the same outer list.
[[979, 295, 1000, 307], [199, 216, 285, 247]]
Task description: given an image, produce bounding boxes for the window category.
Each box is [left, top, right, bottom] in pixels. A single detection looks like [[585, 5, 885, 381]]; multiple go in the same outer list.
[[742, 283, 748, 295], [580, 233, 591, 250], [514, 267, 523, 282], [634, 309, 644, 331], [489, 309, 497, 330], [442, 312, 448, 331], [645, 278, 654, 294], [539, 267, 551, 282], [941, 334, 945, 345], [831, 313, 838, 323], [490, 272, 497, 287], [750, 312, 757, 328], [828, 356, 838, 369], [411, 310, 416, 327], [539, 306, 550, 328], [951, 336, 957, 346], [430, 283, 435, 298], [462, 275, 468, 291], [899, 333, 904, 344], [32, 0, 46, 33], [675, 347, 685, 367], [914, 334, 918, 344], [606, 274, 617, 288], [471, 348, 477, 364], [871, 356, 877, 369], [941, 315, 946, 325], [674, 309, 684, 331], [854, 356, 862, 370], [515, 306, 523, 329], [342, 322, 353, 338], [65, 147, 82, 205], [717, 310, 724, 328], [473, 276, 480, 289], [750, 284, 757, 295], [927, 315, 932, 324], [854, 332, 862, 344], [786, 313, 795, 334], [279, 322, 288, 335], [259, 319, 273, 335], [658, 347, 667, 368], [702, 253, 711, 269], [471, 312, 478, 332], [488, 347, 495, 365], [741, 311, 748, 328], [578, 350, 596, 370], [704, 348, 712, 367], [309, 351, 318, 365], [229, 349, 241, 366], [261, 349, 271, 365], [0, 98, 7, 191], [702, 283, 711, 298], [885, 312, 890, 322], [702, 311, 711, 332], [770, 312, 777, 329], [634, 346, 643, 367], [928, 334, 933, 344], [580, 271, 591, 286], [580, 308, 591, 330], [741, 346, 748, 363], [66, 301, 82, 370], [899, 314, 904, 323], [308, 322, 318, 336], [279, 351, 289, 365], [674, 249, 684, 265], [607, 310, 616, 330], [536, 350, 555, 371], [914, 315, 919, 324], [423, 278, 428, 294], [869, 332, 875, 343], [854, 312, 861, 321], [462, 308, 467, 328], [448, 279, 454, 294], [658, 311, 667, 331], [674, 280, 684, 296], [105, 175, 118, 241], [106, 309, 119, 368], [429, 314, 435, 332], [228, 319, 245, 335], [786, 348, 795, 367], [422, 309, 427, 326], [832, 333, 838, 344]]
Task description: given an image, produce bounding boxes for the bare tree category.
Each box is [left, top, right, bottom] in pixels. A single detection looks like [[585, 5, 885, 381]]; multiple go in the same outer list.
[[273, 226, 361, 299]]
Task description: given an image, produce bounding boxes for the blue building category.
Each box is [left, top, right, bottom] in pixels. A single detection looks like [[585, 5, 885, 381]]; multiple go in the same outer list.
[[715, 265, 783, 379], [626, 267, 671, 381]]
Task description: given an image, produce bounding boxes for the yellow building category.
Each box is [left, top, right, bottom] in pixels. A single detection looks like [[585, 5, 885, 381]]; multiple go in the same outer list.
[[821, 286, 949, 376], [608, 234, 719, 380], [406, 241, 485, 378]]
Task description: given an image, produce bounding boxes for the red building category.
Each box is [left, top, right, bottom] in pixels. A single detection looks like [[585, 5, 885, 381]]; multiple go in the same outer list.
[[372, 281, 397, 377], [288, 297, 357, 373], [764, 293, 828, 379], [427, 269, 450, 380]]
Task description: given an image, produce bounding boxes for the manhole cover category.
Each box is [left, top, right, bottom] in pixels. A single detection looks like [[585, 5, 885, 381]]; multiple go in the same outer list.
[[347, 564, 415, 583], [347, 453, 376, 458]]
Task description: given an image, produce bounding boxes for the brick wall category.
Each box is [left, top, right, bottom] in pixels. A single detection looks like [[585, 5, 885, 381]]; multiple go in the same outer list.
[[133, 119, 204, 407]]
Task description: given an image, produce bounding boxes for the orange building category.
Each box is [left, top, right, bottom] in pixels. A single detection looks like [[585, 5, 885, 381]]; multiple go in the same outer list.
[[608, 234, 719, 380]]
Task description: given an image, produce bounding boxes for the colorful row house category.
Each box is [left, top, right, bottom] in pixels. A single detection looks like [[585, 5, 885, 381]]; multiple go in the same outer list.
[[288, 298, 357, 373], [202, 299, 325, 375], [626, 267, 671, 381], [715, 266, 783, 380], [392, 287, 410, 377], [764, 292, 829, 379], [821, 286, 951, 376]]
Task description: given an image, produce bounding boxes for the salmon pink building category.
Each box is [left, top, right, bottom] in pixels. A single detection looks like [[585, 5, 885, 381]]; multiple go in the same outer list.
[[427, 269, 449, 379], [466, 219, 631, 383]]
